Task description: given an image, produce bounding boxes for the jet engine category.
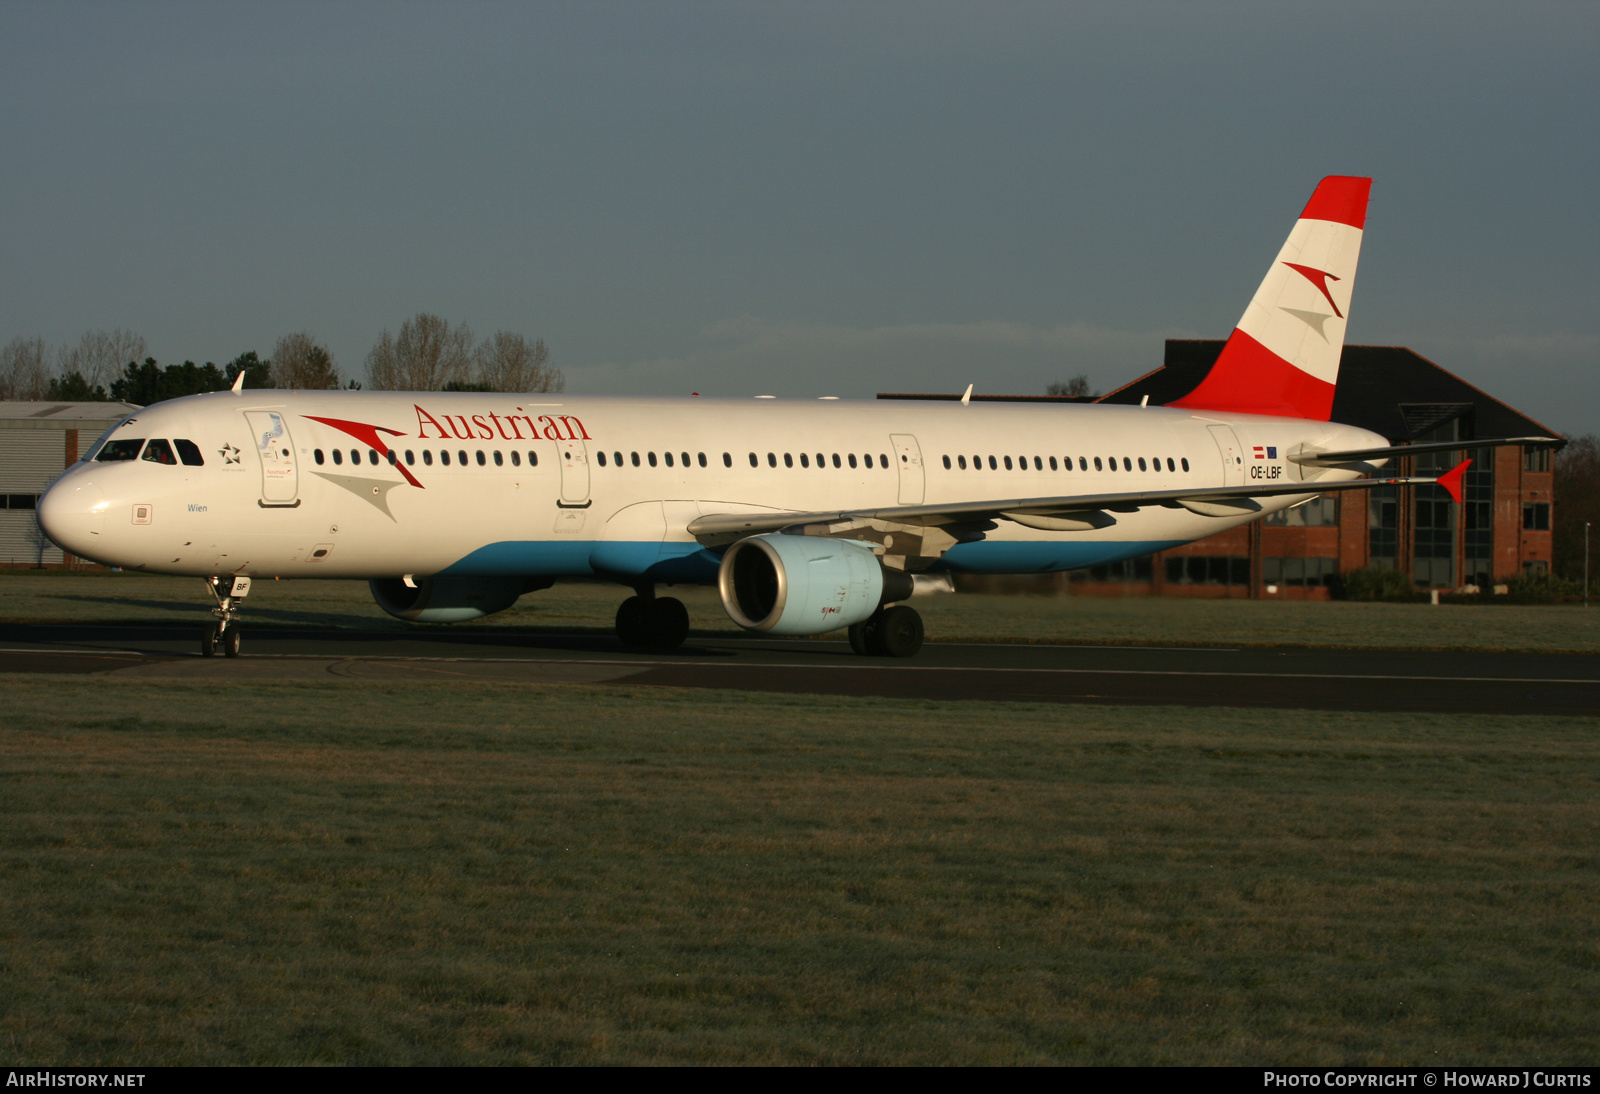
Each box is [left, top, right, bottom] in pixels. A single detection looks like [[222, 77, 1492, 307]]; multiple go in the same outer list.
[[717, 533, 914, 636], [369, 575, 536, 623]]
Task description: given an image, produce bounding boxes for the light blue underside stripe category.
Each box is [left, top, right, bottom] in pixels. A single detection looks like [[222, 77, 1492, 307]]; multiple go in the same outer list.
[[439, 538, 1186, 580]]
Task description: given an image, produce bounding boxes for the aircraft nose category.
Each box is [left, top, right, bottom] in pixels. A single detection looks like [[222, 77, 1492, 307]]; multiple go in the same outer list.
[[37, 477, 108, 558]]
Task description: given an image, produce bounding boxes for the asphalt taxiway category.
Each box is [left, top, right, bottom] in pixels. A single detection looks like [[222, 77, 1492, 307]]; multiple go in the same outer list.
[[2, 623, 1597, 715]]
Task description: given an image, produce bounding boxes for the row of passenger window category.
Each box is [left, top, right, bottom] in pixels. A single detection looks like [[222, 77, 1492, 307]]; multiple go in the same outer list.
[[593, 451, 892, 470], [314, 448, 540, 468], [942, 453, 1191, 473], [96, 438, 205, 466]]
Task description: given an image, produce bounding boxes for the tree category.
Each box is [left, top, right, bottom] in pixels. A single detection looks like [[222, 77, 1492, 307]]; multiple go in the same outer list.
[[46, 372, 109, 401], [365, 313, 474, 391], [271, 332, 340, 389], [56, 329, 147, 394], [1553, 434, 1600, 583], [109, 358, 230, 405], [224, 351, 274, 390], [475, 332, 563, 393], [0, 336, 51, 400], [1046, 375, 1097, 398]]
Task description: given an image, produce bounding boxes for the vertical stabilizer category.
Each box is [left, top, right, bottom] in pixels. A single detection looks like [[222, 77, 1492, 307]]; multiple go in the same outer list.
[[1170, 175, 1370, 420]]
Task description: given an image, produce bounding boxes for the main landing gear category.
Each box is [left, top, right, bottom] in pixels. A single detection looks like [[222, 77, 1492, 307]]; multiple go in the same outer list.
[[201, 575, 250, 658], [616, 589, 690, 650], [848, 604, 924, 658]]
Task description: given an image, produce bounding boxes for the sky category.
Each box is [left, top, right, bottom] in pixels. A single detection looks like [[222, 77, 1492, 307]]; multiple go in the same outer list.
[[2, 2, 1596, 433]]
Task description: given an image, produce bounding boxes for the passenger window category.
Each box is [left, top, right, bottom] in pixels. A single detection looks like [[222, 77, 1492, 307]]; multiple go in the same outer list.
[[511, 451, 520, 467], [1079, 457, 1088, 471], [1094, 457, 1103, 471], [333, 449, 344, 466], [1049, 456, 1057, 470], [988, 456, 997, 470], [722, 452, 731, 467], [350, 449, 360, 464], [648, 452, 658, 467], [457, 450, 467, 466], [783, 453, 792, 468], [849, 453, 859, 469], [493, 451, 503, 467], [816, 453, 824, 468], [880, 455, 888, 469], [596, 451, 607, 467], [423, 450, 433, 466], [371, 450, 380, 466], [387, 450, 398, 466], [1167, 458, 1175, 471], [175, 439, 205, 466], [1109, 457, 1118, 471], [1033, 456, 1042, 470], [682, 452, 691, 467], [767, 453, 777, 468], [800, 453, 810, 468], [665, 452, 674, 467], [407, 450, 416, 465], [958, 455, 967, 470], [1004, 456, 1013, 470], [828, 453, 838, 468], [613, 451, 622, 466], [1138, 457, 1147, 471], [476, 450, 486, 466], [95, 439, 144, 462], [141, 439, 177, 465], [442, 450, 451, 466], [748, 452, 758, 467], [698, 452, 707, 468], [314, 449, 325, 465], [1181, 458, 1190, 472], [1123, 457, 1132, 471], [941, 455, 950, 470]]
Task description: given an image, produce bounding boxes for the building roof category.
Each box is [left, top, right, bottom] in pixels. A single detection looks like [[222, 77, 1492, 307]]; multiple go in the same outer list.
[[1098, 341, 1562, 443], [0, 401, 140, 432]]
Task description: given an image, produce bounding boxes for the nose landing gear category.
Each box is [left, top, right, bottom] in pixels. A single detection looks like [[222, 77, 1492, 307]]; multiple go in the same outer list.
[[201, 575, 250, 658]]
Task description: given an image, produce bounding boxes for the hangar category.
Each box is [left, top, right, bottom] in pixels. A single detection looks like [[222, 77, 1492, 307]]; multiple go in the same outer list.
[[1, 400, 139, 567]]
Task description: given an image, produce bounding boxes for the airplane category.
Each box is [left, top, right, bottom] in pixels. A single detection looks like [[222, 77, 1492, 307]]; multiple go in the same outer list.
[[37, 176, 1560, 659]]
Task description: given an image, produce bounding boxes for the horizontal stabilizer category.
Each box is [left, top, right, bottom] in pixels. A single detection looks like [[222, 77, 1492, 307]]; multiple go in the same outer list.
[[1290, 435, 1562, 467]]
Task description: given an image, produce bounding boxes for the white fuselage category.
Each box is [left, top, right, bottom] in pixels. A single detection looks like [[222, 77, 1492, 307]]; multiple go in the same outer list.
[[38, 390, 1385, 584]]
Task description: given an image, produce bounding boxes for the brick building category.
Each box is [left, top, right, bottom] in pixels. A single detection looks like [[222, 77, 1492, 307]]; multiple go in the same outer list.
[[1080, 341, 1559, 598]]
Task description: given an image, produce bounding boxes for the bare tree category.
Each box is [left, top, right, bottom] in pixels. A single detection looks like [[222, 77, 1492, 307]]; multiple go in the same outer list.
[[0, 336, 51, 400], [475, 332, 563, 393], [56, 329, 147, 393], [365, 313, 474, 391], [271, 332, 341, 389], [1046, 374, 1097, 398]]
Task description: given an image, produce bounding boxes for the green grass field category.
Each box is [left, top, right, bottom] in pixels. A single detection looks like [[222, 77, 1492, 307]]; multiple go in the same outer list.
[[5, 569, 1600, 652], [3, 676, 1597, 1065]]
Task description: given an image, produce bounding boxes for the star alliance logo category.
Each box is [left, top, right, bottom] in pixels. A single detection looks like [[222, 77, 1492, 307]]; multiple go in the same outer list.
[[219, 442, 241, 464]]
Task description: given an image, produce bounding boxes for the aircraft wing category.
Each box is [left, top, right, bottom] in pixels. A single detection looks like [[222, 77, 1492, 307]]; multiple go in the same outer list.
[[688, 464, 1470, 546]]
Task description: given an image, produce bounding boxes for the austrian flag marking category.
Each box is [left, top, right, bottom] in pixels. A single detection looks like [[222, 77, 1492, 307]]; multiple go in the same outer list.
[[1253, 446, 1278, 460]]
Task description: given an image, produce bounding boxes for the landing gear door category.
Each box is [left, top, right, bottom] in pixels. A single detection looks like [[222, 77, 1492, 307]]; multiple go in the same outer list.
[[891, 434, 924, 505], [558, 437, 590, 507], [1207, 424, 1245, 487], [244, 410, 299, 506]]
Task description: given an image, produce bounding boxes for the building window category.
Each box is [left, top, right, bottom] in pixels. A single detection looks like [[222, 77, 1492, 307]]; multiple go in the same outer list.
[[1523, 503, 1550, 531], [1263, 557, 1338, 587], [1165, 556, 1250, 586], [1524, 560, 1549, 577], [1463, 449, 1493, 587], [1264, 496, 1339, 526], [1524, 447, 1551, 472], [1368, 483, 1397, 571]]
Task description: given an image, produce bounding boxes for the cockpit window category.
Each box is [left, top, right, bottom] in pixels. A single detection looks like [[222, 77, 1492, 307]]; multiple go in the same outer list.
[[174, 439, 205, 466], [96, 439, 145, 462], [140, 439, 178, 465]]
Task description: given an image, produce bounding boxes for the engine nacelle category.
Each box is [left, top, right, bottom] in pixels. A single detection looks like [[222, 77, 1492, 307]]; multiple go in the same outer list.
[[718, 533, 913, 636], [369, 575, 530, 623]]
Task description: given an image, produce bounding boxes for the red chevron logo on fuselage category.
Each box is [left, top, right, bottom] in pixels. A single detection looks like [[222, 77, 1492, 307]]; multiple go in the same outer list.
[[304, 415, 424, 488]]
